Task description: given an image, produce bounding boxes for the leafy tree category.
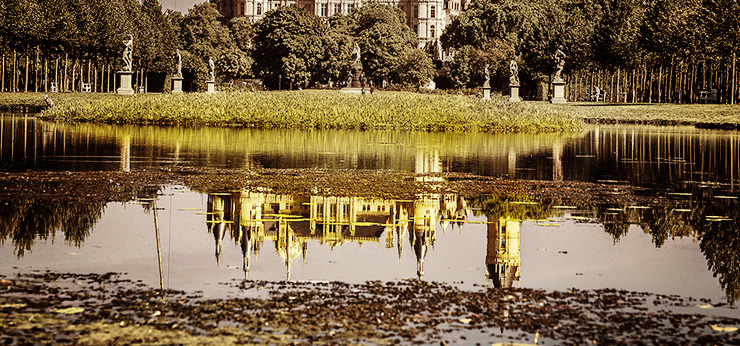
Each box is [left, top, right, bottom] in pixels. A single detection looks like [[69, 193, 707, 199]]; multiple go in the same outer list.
[[217, 47, 252, 79], [229, 17, 254, 52], [318, 27, 354, 86], [592, 0, 645, 69], [137, 0, 178, 74], [252, 6, 328, 89], [180, 2, 234, 88], [441, 0, 568, 83], [350, 2, 432, 86], [393, 48, 435, 87]]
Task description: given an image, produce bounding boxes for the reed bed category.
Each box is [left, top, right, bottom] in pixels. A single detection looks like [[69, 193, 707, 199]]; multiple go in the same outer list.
[[35, 91, 582, 133]]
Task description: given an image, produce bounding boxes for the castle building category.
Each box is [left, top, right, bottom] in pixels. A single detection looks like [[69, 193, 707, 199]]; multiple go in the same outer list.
[[212, 0, 468, 53]]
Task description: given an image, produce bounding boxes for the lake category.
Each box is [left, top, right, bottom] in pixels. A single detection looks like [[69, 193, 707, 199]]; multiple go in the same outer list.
[[1, 113, 738, 306]]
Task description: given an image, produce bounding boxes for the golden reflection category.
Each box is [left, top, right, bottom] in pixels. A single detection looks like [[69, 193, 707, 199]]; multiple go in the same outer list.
[[486, 218, 521, 288], [205, 189, 468, 281]]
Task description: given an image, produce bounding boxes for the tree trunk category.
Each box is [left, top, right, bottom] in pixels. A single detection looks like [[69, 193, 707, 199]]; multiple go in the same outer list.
[[732, 52, 736, 105], [12, 49, 17, 92], [87, 59, 91, 90], [23, 53, 29, 92], [1, 53, 5, 92], [44, 55, 48, 92], [64, 53, 68, 92], [658, 64, 663, 103], [55, 57, 59, 91]]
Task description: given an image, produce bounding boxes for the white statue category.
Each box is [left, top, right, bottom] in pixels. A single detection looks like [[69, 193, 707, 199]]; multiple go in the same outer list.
[[554, 45, 566, 82], [509, 59, 519, 85], [208, 56, 215, 82], [175, 49, 182, 78], [351, 43, 361, 67], [122, 35, 133, 72]]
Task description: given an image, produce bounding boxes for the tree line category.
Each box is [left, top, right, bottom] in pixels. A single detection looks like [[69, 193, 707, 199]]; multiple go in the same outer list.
[[0, 0, 434, 93], [1, 0, 737, 103], [441, 0, 739, 103]]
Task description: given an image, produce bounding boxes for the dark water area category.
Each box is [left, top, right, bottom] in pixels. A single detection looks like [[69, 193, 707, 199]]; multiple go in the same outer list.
[[1, 113, 739, 310], [3, 113, 740, 190]]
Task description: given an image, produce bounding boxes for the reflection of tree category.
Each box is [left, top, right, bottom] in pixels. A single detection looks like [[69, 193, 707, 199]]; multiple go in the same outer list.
[[695, 196, 740, 305], [467, 195, 550, 221], [0, 200, 105, 258]]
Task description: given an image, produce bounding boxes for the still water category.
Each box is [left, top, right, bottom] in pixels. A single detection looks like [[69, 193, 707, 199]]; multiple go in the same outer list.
[[1, 114, 739, 305]]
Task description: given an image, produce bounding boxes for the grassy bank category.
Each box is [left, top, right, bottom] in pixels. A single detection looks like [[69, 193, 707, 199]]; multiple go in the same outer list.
[[0, 93, 49, 112], [7, 91, 740, 131], [29, 91, 582, 132], [564, 102, 740, 129]]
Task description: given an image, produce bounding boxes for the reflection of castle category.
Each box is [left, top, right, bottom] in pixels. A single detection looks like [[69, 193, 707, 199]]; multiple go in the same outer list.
[[485, 218, 521, 288], [206, 189, 468, 281]]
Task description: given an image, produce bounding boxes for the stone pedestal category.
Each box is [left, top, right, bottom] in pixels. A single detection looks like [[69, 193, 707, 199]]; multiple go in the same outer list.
[[172, 76, 183, 94], [551, 81, 567, 104], [509, 84, 521, 102], [206, 81, 216, 94], [482, 87, 491, 100], [116, 71, 134, 95]]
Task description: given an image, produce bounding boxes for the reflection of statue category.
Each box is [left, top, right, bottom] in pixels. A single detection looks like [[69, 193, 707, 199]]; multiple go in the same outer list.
[[122, 35, 133, 72], [175, 49, 182, 78], [554, 45, 566, 82], [208, 56, 215, 82], [351, 43, 361, 68], [509, 59, 519, 85]]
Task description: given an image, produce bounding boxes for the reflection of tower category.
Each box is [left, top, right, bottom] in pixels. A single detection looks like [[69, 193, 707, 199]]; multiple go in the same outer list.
[[415, 149, 443, 182], [508, 147, 516, 177], [274, 219, 302, 281], [552, 141, 563, 182], [410, 195, 439, 279], [391, 202, 411, 261], [234, 190, 267, 280], [207, 194, 231, 266], [485, 218, 521, 288], [121, 134, 131, 172]]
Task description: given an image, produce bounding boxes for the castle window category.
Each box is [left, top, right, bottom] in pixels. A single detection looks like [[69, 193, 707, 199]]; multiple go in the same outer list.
[[430, 25, 435, 38], [430, 6, 436, 18], [348, 3, 355, 12], [334, 3, 341, 14], [321, 3, 328, 16], [414, 24, 418, 34], [413, 6, 418, 18], [257, 3, 262, 15]]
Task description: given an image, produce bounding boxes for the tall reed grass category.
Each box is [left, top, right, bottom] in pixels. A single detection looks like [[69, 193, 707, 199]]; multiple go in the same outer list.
[[34, 91, 583, 132]]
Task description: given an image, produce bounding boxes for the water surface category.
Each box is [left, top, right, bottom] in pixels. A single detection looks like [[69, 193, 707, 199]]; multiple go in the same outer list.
[[1, 114, 738, 306]]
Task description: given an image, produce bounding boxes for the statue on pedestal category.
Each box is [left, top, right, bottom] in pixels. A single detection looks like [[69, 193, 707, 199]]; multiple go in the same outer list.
[[509, 59, 519, 85], [122, 34, 133, 72], [553, 45, 566, 82]]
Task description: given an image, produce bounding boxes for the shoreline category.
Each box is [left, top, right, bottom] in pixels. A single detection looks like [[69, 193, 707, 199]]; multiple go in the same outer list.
[[3, 91, 740, 132], [1, 272, 738, 345]]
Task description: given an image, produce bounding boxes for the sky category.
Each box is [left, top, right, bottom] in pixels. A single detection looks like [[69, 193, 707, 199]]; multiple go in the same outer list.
[[159, 0, 207, 14]]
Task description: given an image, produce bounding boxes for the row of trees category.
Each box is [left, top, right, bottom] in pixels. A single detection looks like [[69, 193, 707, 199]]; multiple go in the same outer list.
[[441, 0, 740, 103], [2, 0, 738, 102], [0, 0, 433, 92]]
